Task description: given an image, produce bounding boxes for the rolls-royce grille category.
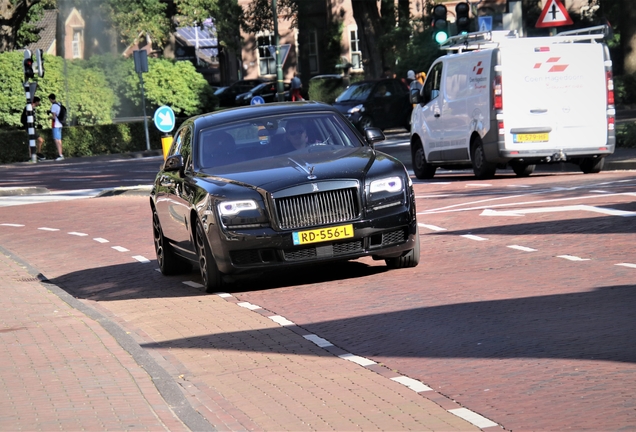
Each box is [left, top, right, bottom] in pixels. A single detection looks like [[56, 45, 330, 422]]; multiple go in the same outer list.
[[275, 188, 359, 230]]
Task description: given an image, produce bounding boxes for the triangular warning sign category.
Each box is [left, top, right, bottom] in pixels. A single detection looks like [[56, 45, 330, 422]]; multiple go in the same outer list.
[[536, 0, 573, 28]]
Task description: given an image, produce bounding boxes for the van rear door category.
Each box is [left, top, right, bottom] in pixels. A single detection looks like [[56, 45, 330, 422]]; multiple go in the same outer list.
[[501, 40, 607, 152]]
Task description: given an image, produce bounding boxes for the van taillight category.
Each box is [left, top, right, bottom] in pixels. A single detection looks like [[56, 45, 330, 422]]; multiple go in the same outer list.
[[493, 75, 503, 110], [606, 71, 614, 105], [608, 117, 615, 131]]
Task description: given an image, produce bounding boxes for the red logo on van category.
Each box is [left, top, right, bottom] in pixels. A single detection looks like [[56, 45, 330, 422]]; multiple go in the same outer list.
[[533, 57, 569, 72], [472, 61, 484, 75]]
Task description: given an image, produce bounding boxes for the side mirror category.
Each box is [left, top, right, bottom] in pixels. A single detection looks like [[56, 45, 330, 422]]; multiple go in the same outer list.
[[364, 127, 385, 148], [164, 154, 184, 173], [409, 88, 422, 104]]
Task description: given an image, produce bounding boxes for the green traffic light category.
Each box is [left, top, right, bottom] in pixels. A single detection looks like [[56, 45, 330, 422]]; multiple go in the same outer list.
[[435, 31, 449, 44]]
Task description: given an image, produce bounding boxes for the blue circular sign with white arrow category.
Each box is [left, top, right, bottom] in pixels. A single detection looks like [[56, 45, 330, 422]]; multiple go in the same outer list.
[[250, 96, 265, 105], [154, 106, 175, 133]]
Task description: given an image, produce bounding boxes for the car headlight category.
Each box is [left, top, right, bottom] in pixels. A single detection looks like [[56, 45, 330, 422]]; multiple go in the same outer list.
[[348, 104, 365, 114], [218, 200, 258, 216], [370, 177, 403, 193]]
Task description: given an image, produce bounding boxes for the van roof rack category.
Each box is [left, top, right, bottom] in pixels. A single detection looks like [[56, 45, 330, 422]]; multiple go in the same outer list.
[[440, 30, 518, 52], [556, 24, 611, 42]]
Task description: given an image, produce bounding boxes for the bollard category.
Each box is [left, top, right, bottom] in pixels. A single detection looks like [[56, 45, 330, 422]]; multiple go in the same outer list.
[[161, 134, 173, 160]]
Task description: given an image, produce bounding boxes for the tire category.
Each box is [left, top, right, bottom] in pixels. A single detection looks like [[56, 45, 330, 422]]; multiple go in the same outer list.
[[358, 116, 373, 132], [471, 136, 496, 180], [510, 161, 536, 177], [580, 157, 604, 174], [153, 210, 191, 275], [195, 218, 223, 293], [411, 138, 436, 179], [385, 225, 420, 269]]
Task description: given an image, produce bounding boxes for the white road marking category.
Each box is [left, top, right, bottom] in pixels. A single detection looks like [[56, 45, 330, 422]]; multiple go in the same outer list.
[[0, 223, 24, 227], [215, 293, 233, 298], [508, 245, 537, 252], [68, 232, 88, 236], [480, 204, 636, 217], [237, 302, 261, 310], [183, 281, 203, 288], [93, 238, 109, 243], [448, 408, 498, 428], [112, 246, 129, 252], [269, 315, 295, 326], [0, 188, 109, 207], [38, 227, 59, 231], [557, 255, 590, 261], [507, 184, 531, 188], [466, 183, 492, 187], [304, 334, 333, 347], [461, 234, 488, 241], [616, 263, 636, 269], [338, 353, 376, 366], [418, 223, 447, 231], [132, 255, 150, 263], [590, 190, 611, 193], [391, 376, 432, 392]]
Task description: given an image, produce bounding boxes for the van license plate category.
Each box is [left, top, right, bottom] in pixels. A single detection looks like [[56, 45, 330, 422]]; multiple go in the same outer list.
[[292, 224, 354, 245], [513, 133, 549, 143]]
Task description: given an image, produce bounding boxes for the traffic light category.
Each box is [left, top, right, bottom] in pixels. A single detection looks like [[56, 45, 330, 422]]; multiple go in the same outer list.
[[23, 49, 34, 80], [432, 4, 449, 44], [35, 48, 44, 78], [456, 2, 471, 35]]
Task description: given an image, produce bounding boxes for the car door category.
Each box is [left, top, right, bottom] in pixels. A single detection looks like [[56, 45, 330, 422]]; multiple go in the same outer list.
[[368, 80, 395, 129], [383, 79, 410, 129], [418, 62, 445, 163], [155, 126, 196, 251]]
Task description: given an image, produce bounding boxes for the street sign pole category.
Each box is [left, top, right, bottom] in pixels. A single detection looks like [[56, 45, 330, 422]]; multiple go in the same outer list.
[[134, 50, 151, 151], [272, 0, 285, 102]]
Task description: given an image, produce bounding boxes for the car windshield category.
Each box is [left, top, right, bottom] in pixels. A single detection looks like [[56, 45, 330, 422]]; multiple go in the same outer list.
[[335, 82, 373, 103], [197, 112, 362, 170], [250, 82, 270, 92]]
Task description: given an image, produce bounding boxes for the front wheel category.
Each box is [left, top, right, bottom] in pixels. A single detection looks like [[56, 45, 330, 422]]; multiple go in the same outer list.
[[471, 136, 496, 180], [580, 157, 604, 174], [385, 226, 420, 269], [195, 219, 223, 293], [411, 138, 436, 179]]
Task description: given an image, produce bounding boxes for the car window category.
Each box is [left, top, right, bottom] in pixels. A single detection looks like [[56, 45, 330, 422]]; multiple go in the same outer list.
[[197, 112, 362, 170], [335, 82, 374, 102], [423, 62, 443, 103], [384, 80, 401, 96]]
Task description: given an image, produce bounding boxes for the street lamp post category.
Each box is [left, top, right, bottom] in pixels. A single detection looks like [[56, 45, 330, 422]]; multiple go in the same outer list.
[[272, 0, 285, 102]]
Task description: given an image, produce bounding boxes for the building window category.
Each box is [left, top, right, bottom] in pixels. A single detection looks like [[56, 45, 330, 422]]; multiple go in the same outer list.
[[72, 30, 82, 58], [257, 34, 276, 76], [308, 30, 318, 73], [349, 28, 362, 70]]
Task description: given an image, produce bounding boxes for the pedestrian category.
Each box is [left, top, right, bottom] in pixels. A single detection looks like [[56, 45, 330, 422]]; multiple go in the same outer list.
[[291, 72, 303, 101], [380, 66, 393, 79], [48, 93, 64, 161], [405, 70, 415, 86], [410, 72, 426, 92], [21, 96, 45, 161]]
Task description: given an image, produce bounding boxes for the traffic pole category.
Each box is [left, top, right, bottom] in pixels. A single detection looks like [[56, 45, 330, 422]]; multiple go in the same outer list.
[[161, 133, 173, 160], [24, 82, 37, 163]]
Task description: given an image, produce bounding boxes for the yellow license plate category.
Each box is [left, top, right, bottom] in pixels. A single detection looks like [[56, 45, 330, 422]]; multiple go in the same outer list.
[[513, 133, 549, 143], [292, 224, 354, 245]]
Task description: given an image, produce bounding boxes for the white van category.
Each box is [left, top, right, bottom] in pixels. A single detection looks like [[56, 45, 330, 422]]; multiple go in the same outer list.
[[409, 25, 615, 179]]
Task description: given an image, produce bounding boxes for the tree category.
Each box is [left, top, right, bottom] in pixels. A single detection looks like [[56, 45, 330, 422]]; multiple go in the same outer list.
[[0, 0, 43, 51], [351, 0, 384, 79]]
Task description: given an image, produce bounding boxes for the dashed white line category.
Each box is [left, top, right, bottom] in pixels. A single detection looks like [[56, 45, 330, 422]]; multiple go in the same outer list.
[[304, 334, 333, 347], [461, 234, 488, 241], [616, 263, 636, 269], [132, 255, 150, 263], [68, 232, 88, 236], [38, 227, 59, 231], [269, 315, 295, 326], [237, 302, 261, 310], [448, 408, 498, 429], [507, 245, 537, 252], [391, 376, 432, 392], [338, 353, 376, 366], [112, 246, 129, 252], [1, 223, 24, 227], [93, 238, 109, 243], [466, 183, 492, 187], [215, 292, 233, 298], [183, 281, 203, 288], [418, 223, 447, 231], [557, 255, 590, 261]]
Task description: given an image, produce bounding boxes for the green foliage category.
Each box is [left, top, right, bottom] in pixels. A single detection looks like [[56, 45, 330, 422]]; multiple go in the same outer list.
[[103, 0, 171, 46], [617, 122, 636, 148], [614, 73, 636, 106]]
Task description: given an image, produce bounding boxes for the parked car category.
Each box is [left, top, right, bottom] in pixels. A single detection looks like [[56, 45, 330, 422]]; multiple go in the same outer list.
[[331, 78, 412, 132], [150, 102, 420, 292], [235, 81, 291, 106], [308, 74, 350, 104], [214, 79, 267, 107]]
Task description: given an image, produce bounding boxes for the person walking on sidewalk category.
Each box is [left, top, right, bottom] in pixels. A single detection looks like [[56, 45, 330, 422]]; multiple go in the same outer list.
[[291, 72, 303, 101], [21, 96, 45, 161], [48, 93, 64, 161]]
